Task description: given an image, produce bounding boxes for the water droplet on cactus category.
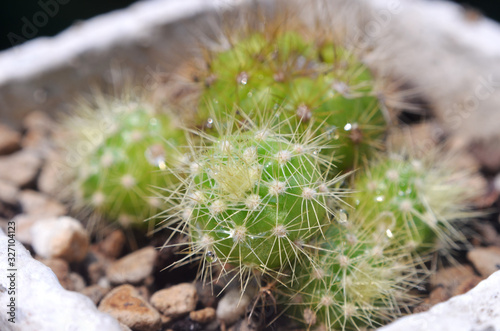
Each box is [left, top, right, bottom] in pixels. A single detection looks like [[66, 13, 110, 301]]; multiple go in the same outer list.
[[326, 126, 339, 140], [145, 144, 167, 169], [237, 71, 248, 85], [206, 251, 218, 263], [338, 209, 348, 224], [206, 118, 214, 129]]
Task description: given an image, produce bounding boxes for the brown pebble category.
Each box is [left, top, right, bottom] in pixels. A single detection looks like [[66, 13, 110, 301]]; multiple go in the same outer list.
[[453, 275, 484, 296], [0, 180, 19, 205], [190, 307, 216, 324], [106, 246, 157, 284], [98, 229, 126, 259], [80, 285, 110, 305], [428, 286, 451, 305], [467, 246, 500, 277], [430, 265, 475, 292], [0, 124, 21, 155], [99, 284, 161, 331], [40, 258, 71, 288], [0, 150, 42, 187], [18, 189, 67, 217], [413, 302, 433, 313], [31, 216, 89, 263], [151, 283, 198, 318]]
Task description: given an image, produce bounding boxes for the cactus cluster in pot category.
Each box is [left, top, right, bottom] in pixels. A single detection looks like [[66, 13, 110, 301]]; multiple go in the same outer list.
[[58, 12, 483, 331]]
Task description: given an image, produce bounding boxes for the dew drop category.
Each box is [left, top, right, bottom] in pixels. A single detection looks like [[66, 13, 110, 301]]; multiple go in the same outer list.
[[206, 118, 214, 129], [375, 195, 385, 202], [237, 71, 248, 85], [206, 251, 218, 263], [344, 123, 352, 131], [145, 144, 166, 169], [338, 210, 348, 224], [326, 126, 339, 140]]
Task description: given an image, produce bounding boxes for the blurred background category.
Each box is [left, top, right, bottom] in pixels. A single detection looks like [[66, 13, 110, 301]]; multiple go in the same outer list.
[[0, 0, 499, 52]]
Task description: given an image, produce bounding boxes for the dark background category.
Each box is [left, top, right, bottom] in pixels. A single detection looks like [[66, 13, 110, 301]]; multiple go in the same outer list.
[[0, 0, 499, 52]]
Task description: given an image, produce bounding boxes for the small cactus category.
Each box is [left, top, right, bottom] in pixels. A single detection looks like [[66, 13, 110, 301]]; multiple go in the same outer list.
[[171, 30, 386, 173], [62, 98, 186, 228], [281, 217, 419, 330], [349, 151, 483, 253], [163, 109, 346, 282]]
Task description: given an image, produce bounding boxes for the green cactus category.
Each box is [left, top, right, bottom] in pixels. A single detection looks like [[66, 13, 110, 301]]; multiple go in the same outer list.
[[63, 98, 186, 228], [175, 30, 386, 173], [281, 215, 419, 330], [349, 151, 481, 253], [163, 109, 346, 282]]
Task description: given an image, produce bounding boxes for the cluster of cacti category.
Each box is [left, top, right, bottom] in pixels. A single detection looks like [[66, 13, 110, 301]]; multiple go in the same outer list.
[[59, 9, 483, 331], [173, 30, 386, 173], [62, 98, 186, 229]]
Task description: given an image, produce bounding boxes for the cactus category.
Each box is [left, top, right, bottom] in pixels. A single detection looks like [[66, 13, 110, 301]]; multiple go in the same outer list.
[[62, 98, 186, 228], [163, 109, 347, 283], [349, 151, 482, 254], [281, 215, 420, 330], [171, 30, 386, 173]]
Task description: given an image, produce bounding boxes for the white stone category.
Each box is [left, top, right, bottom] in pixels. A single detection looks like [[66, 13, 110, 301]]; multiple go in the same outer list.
[[31, 216, 89, 263], [216, 289, 251, 325], [379, 270, 500, 331], [0, 229, 122, 331]]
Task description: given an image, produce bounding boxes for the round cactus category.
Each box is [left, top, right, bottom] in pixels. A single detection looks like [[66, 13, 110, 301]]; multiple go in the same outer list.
[[171, 30, 386, 173], [281, 216, 419, 330], [349, 151, 482, 253], [63, 98, 186, 228], [163, 109, 346, 281]]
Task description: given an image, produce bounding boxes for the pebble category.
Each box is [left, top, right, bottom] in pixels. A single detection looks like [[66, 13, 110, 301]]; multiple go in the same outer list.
[[453, 275, 483, 296], [190, 307, 216, 324], [467, 246, 500, 277], [216, 289, 251, 326], [21, 110, 55, 153], [80, 284, 111, 305], [98, 284, 161, 331], [0, 150, 42, 187], [0, 179, 19, 205], [0, 229, 123, 330], [150, 283, 198, 318], [0, 123, 21, 155], [38, 151, 70, 197], [86, 247, 111, 285], [19, 189, 67, 216], [31, 216, 90, 263], [98, 229, 126, 259], [11, 214, 42, 245], [69, 272, 87, 292], [430, 265, 476, 293], [106, 246, 157, 284]]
